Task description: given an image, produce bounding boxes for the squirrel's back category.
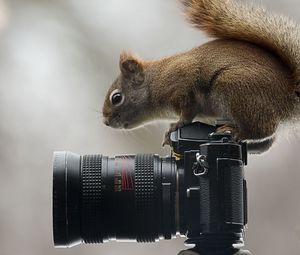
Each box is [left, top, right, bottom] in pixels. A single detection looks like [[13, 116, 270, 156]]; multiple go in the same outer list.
[[181, 0, 300, 95]]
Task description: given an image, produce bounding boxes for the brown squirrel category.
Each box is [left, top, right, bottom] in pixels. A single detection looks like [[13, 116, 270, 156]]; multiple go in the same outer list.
[[102, 0, 300, 153]]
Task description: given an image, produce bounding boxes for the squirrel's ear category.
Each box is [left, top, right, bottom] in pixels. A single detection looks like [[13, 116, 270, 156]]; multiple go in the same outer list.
[[119, 52, 145, 85]]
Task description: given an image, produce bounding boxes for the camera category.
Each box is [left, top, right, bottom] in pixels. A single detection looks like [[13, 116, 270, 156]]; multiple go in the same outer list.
[[52, 122, 249, 254]]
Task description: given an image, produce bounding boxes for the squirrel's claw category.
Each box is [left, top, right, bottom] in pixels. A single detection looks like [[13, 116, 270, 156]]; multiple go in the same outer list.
[[162, 120, 191, 147], [216, 124, 241, 141]]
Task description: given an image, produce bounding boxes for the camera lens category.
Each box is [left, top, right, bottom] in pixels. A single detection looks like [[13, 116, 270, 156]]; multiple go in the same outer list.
[[52, 151, 178, 247]]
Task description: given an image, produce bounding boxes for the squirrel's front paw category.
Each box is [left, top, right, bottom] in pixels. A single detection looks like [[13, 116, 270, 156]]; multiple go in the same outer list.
[[162, 121, 190, 147]]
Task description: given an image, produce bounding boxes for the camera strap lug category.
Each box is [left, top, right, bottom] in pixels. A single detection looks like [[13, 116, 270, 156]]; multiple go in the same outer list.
[[192, 154, 209, 176]]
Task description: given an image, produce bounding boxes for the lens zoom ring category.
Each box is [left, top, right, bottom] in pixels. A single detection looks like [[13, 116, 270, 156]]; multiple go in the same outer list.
[[81, 155, 103, 243], [135, 154, 156, 242]]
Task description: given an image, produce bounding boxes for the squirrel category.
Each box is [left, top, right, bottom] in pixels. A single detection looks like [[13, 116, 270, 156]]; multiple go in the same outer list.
[[102, 0, 300, 153]]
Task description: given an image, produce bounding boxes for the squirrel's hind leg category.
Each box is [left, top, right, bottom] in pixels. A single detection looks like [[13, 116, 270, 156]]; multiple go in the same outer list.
[[210, 65, 285, 153], [217, 123, 276, 154], [217, 124, 276, 154]]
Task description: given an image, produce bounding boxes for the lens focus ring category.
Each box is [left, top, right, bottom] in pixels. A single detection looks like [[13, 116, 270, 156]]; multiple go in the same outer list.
[[81, 155, 103, 243], [135, 154, 157, 242]]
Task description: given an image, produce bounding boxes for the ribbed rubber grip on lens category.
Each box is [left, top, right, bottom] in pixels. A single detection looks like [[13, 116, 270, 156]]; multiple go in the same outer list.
[[81, 155, 103, 243], [135, 154, 156, 242]]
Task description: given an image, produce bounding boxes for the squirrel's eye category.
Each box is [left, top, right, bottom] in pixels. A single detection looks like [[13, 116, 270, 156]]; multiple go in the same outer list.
[[111, 91, 123, 106]]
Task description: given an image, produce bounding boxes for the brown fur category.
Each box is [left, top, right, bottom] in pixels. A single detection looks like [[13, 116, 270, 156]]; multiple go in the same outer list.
[[102, 0, 300, 153], [180, 0, 300, 93]]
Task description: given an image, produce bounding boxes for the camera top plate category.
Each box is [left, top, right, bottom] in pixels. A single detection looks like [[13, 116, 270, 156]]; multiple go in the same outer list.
[[170, 122, 247, 165]]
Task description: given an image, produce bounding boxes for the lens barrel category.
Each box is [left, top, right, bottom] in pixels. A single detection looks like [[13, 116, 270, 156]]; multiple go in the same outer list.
[[52, 152, 177, 247]]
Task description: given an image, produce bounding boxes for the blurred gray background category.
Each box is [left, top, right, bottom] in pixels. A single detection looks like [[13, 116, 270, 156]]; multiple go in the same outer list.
[[0, 0, 300, 254]]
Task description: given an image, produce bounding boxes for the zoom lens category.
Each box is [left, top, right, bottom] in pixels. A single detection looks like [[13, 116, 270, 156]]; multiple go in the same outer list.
[[52, 151, 178, 247]]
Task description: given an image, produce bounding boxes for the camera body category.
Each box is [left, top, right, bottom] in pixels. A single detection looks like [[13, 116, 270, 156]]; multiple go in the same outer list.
[[52, 122, 248, 253], [171, 122, 248, 250]]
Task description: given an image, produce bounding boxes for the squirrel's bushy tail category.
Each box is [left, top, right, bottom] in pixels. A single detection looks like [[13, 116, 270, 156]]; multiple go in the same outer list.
[[181, 0, 300, 94]]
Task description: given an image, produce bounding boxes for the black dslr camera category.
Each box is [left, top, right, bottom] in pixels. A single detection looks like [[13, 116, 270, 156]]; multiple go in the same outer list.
[[52, 122, 251, 255]]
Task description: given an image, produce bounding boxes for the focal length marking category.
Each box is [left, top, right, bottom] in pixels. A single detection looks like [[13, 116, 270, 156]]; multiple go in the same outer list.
[[114, 156, 135, 192]]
